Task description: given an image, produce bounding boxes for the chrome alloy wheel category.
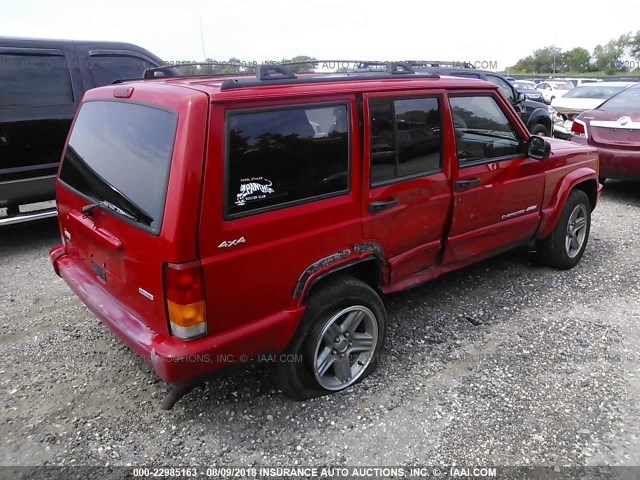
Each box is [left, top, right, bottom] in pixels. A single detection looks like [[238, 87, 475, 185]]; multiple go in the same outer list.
[[565, 203, 588, 258], [311, 306, 378, 391]]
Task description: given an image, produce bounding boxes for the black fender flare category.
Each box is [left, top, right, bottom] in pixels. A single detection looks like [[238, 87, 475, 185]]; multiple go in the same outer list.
[[293, 243, 385, 304], [526, 107, 552, 131]]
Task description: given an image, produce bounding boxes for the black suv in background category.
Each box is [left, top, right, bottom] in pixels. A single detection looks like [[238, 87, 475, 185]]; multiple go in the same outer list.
[[407, 62, 552, 137], [0, 37, 165, 225]]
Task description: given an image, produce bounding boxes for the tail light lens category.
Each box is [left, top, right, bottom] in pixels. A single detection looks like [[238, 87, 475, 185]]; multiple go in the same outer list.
[[164, 261, 207, 340], [571, 119, 588, 137]]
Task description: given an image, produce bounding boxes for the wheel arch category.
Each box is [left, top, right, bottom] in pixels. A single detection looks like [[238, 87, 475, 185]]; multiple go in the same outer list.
[[293, 246, 385, 306], [539, 171, 598, 239], [526, 108, 552, 132]]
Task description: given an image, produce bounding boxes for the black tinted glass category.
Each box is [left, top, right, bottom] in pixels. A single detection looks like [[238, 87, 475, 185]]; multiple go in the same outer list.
[[0, 54, 73, 106], [396, 98, 441, 177], [90, 55, 154, 86], [449, 96, 521, 165], [369, 99, 396, 183], [60, 101, 177, 232], [227, 104, 349, 216], [369, 97, 441, 185]]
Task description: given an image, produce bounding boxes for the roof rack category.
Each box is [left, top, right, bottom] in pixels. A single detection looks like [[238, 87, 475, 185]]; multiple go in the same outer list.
[[135, 59, 442, 90], [256, 64, 297, 80], [220, 59, 443, 90], [406, 60, 476, 69], [278, 59, 416, 75]]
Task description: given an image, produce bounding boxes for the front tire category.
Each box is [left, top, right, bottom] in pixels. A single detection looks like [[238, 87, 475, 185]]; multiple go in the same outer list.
[[530, 123, 550, 137], [269, 276, 387, 400], [537, 190, 591, 270]]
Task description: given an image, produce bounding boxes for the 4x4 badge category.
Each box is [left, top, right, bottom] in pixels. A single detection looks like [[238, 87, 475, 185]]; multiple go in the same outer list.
[[218, 236, 246, 248]]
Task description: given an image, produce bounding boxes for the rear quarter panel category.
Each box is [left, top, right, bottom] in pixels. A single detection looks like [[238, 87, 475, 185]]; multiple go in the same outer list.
[[198, 95, 363, 338]]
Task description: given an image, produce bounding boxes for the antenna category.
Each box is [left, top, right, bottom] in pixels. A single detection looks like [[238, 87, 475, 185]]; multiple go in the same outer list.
[[199, 16, 207, 61]]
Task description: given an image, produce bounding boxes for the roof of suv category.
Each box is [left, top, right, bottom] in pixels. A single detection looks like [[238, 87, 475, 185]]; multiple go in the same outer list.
[[113, 73, 498, 102], [0, 36, 155, 50]]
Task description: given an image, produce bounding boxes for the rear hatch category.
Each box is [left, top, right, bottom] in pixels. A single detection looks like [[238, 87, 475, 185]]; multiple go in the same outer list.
[[585, 87, 640, 150], [56, 83, 209, 336]]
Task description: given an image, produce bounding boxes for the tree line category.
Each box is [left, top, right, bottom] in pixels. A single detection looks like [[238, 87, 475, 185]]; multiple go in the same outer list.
[[510, 32, 640, 74]]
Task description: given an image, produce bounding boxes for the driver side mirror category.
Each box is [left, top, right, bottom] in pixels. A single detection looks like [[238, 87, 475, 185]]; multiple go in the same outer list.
[[527, 135, 551, 160], [515, 91, 526, 103]]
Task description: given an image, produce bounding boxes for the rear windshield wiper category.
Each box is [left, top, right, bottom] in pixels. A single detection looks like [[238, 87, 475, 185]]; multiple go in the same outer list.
[[82, 199, 139, 222]]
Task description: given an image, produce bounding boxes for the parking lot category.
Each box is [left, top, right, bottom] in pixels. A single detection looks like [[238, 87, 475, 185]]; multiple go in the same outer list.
[[1, 181, 639, 467]]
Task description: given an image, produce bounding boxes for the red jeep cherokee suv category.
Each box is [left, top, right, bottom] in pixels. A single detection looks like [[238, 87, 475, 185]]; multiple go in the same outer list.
[[49, 63, 600, 403]]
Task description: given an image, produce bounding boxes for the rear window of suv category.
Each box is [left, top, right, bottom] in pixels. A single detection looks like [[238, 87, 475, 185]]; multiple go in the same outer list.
[[59, 101, 177, 233]]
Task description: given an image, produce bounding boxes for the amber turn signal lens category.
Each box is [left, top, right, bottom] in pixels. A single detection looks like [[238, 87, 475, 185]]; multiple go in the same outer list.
[[167, 299, 206, 328]]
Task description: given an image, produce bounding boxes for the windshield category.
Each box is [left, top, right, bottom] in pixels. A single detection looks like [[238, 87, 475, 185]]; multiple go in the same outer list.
[[599, 87, 640, 113], [562, 85, 627, 99], [514, 83, 536, 90], [551, 82, 574, 90], [59, 101, 177, 233]]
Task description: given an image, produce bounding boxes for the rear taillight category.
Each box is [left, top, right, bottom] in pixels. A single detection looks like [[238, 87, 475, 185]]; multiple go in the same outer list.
[[571, 119, 588, 137], [164, 261, 207, 340]]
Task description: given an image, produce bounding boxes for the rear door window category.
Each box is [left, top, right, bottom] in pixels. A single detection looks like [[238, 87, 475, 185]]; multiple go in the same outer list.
[[369, 96, 442, 185], [0, 53, 73, 106], [59, 101, 177, 232], [225, 103, 350, 217]]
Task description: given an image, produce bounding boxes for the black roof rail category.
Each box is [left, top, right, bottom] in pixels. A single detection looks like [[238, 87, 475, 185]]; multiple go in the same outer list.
[[406, 60, 476, 69], [277, 59, 415, 75], [220, 73, 440, 91]]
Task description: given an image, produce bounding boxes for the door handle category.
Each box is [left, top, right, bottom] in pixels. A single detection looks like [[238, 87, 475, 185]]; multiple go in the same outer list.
[[368, 197, 398, 213], [454, 177, 481, 190]]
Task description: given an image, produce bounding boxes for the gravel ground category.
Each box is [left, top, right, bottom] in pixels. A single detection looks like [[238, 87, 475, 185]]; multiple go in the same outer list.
[[1, 181, 639, 469]]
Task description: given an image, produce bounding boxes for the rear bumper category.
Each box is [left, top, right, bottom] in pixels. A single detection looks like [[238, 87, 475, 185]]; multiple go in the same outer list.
[[553, 119, 572, 137], [597, 146, 640, 180], [50, 245, 305, 385]]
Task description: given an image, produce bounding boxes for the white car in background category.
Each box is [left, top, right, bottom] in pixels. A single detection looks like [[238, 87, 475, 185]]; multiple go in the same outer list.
[[551, 82, 635, 137], [536, 81, 574, 104], [559, 78, 602, 87]]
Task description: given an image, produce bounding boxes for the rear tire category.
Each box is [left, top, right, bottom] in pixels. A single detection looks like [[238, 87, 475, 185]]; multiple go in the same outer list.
[[269, 276, 386, 400], [537, 190, 591, 270]]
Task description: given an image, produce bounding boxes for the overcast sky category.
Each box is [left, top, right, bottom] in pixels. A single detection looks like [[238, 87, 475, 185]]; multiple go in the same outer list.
[[3, 0, 638, 71]]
